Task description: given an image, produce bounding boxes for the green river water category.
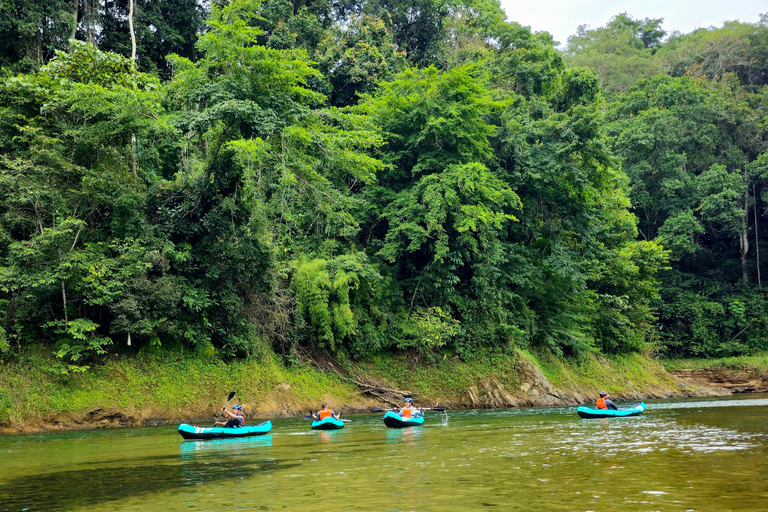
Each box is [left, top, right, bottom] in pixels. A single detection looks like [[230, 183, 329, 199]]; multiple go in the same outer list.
[[1, 394, 767, 511]]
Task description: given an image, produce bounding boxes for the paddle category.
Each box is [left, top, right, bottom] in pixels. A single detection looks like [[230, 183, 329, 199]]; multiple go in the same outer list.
[[214, 391, 236, 426], [371, 406, 447, 413]]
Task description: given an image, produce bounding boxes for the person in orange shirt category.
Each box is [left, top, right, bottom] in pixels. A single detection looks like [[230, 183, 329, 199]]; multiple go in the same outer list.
[[312, 402, 340, 420], [596, 391, 619, 410], [396, 398, 423, 418]]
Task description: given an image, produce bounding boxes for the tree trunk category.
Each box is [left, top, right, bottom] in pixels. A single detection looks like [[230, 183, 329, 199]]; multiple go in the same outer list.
[[71, 0, 79, 43], [129, 1, 138, 176], [128, 0, 137, 62], [131, 133, 138, 178], [755, 183, 761, 288], [741, 176, 749, 285], [85, 0, 94, 43], [36, 26, 42, 65], [61, 281, 69, 327]]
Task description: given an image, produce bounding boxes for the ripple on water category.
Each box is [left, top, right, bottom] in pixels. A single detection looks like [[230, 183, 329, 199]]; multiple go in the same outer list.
[[546, 416, 762, 455]]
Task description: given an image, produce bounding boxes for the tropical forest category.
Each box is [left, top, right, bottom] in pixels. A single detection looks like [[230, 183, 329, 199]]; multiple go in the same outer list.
[[1, 0, 768, 430]]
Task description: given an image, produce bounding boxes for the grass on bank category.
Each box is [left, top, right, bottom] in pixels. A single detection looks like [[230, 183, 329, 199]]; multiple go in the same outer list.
[[358, 348, 521, 402], [357, 347, 681, 402], [1, 345, 691, 428], [520, 349, 681, 397], [0, 347, 356, 425], [662, 354, 768, 372]]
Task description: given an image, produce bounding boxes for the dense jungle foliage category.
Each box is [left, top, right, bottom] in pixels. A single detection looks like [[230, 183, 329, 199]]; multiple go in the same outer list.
[[565, 13, 768, 356], [0, 1, 765, 370]]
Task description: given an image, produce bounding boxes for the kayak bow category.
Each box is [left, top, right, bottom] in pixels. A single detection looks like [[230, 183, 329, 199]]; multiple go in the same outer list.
[[310, 417, 345, 430], [383, 411, 425, 428]]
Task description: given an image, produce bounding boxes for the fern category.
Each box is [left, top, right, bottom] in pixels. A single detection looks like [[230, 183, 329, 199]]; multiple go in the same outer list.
[[291, 253, 386, 352]]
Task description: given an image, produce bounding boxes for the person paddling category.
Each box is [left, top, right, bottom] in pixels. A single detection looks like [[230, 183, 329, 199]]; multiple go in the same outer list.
[[215, 403, 245, 428], [596, 391, 619, 410], [312, 403, 340, 421], [395, 398, 423, 418]]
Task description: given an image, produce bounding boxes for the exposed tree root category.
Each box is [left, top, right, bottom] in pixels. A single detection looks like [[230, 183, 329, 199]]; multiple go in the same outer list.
[[295, 347, 414, 406]]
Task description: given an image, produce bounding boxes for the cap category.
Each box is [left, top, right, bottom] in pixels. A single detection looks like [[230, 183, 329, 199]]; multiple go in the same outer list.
[[233, 404, 243, 410], [599, 391, 607, 397]]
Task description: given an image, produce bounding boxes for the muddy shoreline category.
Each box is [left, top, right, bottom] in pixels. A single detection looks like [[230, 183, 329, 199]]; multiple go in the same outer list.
[[4, 361, 765, 435]]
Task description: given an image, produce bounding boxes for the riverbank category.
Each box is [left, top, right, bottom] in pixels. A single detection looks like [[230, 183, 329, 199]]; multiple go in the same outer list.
[[1, 348, 764, 434], [663, 354, 768, 394]]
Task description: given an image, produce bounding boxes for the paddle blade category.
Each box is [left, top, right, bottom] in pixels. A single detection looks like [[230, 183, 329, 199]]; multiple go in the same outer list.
[[227, 391, 236, 401], [429, 406, 447, 412], [371, 407, 385, 413], [303, 415, 314, 421]]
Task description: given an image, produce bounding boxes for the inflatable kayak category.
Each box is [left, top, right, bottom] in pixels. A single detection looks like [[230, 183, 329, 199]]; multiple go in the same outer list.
[[310, 417, 345, 430], [178, 421, 272, 439], [576, 402, 645, 419], [383, 411, 424, 428]]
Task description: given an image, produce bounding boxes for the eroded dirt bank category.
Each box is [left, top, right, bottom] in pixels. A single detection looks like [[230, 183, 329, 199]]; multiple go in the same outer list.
[[668, 367, 768, 394], [5, 354, 764, 434]]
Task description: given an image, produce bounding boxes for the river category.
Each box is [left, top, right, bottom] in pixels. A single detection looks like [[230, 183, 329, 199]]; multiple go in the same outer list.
[[1, 394, 767, 511]]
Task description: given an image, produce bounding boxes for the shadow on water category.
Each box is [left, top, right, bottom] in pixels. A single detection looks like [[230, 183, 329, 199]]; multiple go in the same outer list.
[[0, 449, 299, 512]]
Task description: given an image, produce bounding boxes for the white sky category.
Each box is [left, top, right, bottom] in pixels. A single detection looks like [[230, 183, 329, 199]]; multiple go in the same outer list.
[[498, 0, 767, 47]]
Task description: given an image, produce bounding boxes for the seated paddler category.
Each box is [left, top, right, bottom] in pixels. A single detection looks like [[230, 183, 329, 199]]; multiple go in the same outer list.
[[216, 403, 245, 428], [596, 391, 619, 410], [396, 397, 423, 418], [312, 403, 340, 421]]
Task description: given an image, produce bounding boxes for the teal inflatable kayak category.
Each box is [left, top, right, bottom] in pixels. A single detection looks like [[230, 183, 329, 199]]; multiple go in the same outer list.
[[178, 421, 272, 439], [383, 411, 424, 428], [576, 402, 645, 419], [310, 417, 345, 430]]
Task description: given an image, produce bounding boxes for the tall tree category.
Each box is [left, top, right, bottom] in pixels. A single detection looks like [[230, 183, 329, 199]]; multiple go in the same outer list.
[[607, 75, 768, 356], [564, 13, 666, 94], [0, 0, 76, 71]]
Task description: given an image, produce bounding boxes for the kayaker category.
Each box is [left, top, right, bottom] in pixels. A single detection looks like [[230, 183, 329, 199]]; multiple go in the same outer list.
[[396, 398, 423, 418], [596, 391, 619, 410], [216, 404, 245, 428], [312, 403, 340, 421]]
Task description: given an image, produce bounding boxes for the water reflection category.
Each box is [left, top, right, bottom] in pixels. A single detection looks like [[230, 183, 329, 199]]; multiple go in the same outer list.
[[178, 434, 273, 456], [385, 426, 423, 446], [318, 431, 341, 444]]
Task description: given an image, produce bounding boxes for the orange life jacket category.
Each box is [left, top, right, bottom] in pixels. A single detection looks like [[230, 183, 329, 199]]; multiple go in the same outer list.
[[401, 407, 413, 418], [596, 397, 607, 409], [319, 409, 332, 420]]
